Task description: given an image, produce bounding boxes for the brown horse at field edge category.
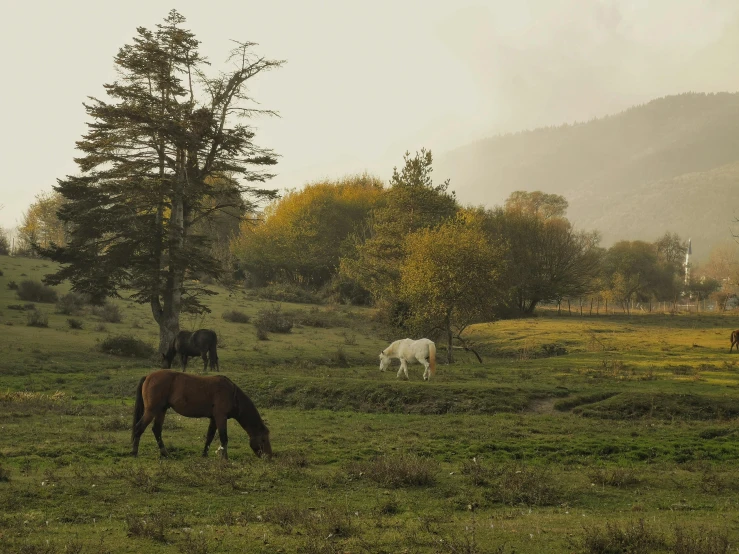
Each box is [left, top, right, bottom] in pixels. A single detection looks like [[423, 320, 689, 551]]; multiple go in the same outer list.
[[731, 330, 739, 353], [131, 370, 271, 460]]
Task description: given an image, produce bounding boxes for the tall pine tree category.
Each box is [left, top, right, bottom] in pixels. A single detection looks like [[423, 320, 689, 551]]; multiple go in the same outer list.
[[42, 11, 283, 353]]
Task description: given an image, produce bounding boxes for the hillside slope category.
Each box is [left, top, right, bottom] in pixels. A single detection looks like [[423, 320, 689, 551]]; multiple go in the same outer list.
[[437, 92, 739, 256]]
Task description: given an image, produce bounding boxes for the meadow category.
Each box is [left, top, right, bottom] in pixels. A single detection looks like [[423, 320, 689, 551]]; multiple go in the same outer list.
[[1, 255, 739, 553]]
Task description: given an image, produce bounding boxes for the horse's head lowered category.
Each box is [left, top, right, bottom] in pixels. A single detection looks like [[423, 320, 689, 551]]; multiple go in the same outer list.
[[379, 351, 390, 371], [249, 429, 272, 459]]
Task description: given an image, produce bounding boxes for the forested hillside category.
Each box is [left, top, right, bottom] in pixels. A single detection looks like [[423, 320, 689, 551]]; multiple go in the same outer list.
[[437, 92, 739, 256]]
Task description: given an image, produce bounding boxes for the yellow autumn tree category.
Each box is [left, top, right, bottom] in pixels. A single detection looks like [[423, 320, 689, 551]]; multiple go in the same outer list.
[[231, 174, 383, 287], [18, 192, 67, 254], [400, 212, 507, 363]]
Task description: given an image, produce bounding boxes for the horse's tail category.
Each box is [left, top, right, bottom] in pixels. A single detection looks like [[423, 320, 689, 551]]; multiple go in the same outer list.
[[428, 342, 436, 377], [131, 376, 146, 444]]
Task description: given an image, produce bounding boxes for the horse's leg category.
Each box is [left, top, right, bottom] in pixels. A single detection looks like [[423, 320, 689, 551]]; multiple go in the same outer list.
[[216, 415, 229, 460], [396, 358, 404, 379], [131, 409, 156, 457], [202, 418, 217, 457], [152, 410, 169, 457], [179, 353, 187, 372], [417, 355, 430, 380], [398, 358, 409, 380], [202, 352, 208, 373]]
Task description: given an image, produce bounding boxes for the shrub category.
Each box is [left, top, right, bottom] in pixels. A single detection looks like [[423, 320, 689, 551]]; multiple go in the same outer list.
[[488, 464, 562, 506], [0, 464, 10, 482], [222, 309, 250, 324], [331, 345, 349, 367], [16, 280, 57, 303], [255, 305, 293, 334], [92, 302, 123, 323], [7, 304, 34, 311], [67, 318, 83, 330], [573, 519, 667, 554], [588, 467, 640, 488], [253, 283, 321, 304], [0, 269, 3, 276], [6, 280, 18, 290], [56, 292, 89, 315], [347, 453, 437, 488], [100, 335, 155, 358], [26, 309, 49, 328], [125, 511, 171, 542], [256, 327, 269, 341], [673, 525, 730, 554]]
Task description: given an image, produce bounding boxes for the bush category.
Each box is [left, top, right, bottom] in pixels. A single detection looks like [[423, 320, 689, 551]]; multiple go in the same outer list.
[[56, 292, 90, 315], [222, 309, 250, 324], [255, 305, 293, 334], [331, 345, 349, 367], [92, 302, 123, 323], [67, 318, 83, 330], [488, 464, 562, 506], [6, 280, 18, 290], [673, 525, 730, 554], [16, 280, 57, 303], [7, 304, 34, 311], [574, 519, 667, 554], [347, 453, 437, 488], [26, 309, 49, 328], [256, 326, 269, 341], [253, 283, 321, 304], [0, 269, 3, 277], [588, 467, 640, 488], [100, 335, 155, 358]]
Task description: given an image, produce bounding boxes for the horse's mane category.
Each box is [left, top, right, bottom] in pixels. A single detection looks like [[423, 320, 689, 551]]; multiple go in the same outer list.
[[227, 378, 268, 434]]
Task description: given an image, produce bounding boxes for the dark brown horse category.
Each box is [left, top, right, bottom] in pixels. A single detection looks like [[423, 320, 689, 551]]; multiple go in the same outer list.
[[131, 370, 271, 460], [162, 329, 219, 372], [731, 330, 739, 353]]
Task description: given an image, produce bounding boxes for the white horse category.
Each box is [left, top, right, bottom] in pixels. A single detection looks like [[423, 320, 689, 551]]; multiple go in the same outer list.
[[379, 338, 436, 381]]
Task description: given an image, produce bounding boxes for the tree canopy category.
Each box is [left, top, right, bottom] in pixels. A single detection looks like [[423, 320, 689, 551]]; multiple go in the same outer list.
[[340, 149, 458, 305], [400, 212, 506, 362], [40, 10, 282, 351], [231, 175, 383, 287]]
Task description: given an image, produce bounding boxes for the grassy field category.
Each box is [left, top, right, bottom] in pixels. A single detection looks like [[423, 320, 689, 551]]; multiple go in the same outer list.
[[2, 254, 739, 553]]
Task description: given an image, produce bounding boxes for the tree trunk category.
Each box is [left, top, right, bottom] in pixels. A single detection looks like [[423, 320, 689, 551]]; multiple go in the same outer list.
[[155, 156, 187, 355], [445, 309, 454, 364]]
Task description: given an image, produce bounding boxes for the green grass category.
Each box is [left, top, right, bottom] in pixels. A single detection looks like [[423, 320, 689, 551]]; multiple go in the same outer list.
[[1, 255, 739, 552]]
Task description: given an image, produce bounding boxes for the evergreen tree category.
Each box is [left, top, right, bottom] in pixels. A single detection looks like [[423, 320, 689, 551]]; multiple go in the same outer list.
[[41, 11, 283, 352], [340, 149, 457, 305]]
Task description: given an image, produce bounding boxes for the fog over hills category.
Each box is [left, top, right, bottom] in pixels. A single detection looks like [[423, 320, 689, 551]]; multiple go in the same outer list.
[[436, 92, 739, 260]]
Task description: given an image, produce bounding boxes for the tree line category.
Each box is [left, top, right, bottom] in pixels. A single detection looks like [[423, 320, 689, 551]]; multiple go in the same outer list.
[[5, 11, 734, 362]]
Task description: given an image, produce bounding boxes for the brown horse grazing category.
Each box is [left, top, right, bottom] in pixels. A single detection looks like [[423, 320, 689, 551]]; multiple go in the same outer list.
[[131, 370, 271, 460], [731, 330, 739, 353], [162, 329, 219, 372]]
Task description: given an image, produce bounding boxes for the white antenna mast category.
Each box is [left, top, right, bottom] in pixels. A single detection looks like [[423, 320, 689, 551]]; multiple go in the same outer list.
[[684, 238, 691, 286]]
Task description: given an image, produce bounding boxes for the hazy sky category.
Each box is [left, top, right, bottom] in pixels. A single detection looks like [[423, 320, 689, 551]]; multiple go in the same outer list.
[[2, 0, 739, 230]]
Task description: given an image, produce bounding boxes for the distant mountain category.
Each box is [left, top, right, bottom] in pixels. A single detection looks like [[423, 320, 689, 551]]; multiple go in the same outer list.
[[436, 92, 739, 259]]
